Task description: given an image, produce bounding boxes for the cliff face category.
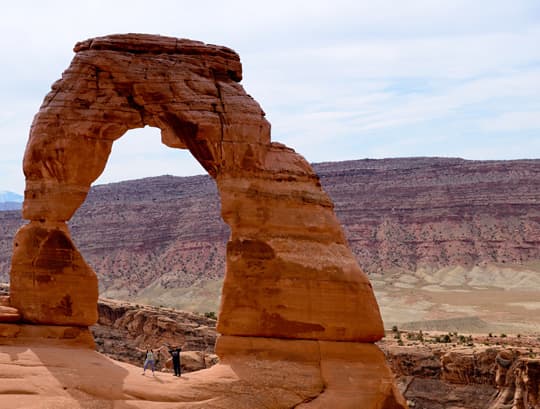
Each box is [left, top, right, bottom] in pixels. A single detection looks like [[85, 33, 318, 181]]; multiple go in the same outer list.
[[1, 157, 539, 313], [92, 297, 218, 370], [379, 333, 540, 409], [320, 157, 540, 274]]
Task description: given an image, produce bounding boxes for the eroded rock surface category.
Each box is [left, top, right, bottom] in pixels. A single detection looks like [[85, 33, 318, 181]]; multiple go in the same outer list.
[[490, 350, 540, 409], [10, 221, 98, 325], [380, 333, 540, 409], [93, 297, 218, 370], [6, 34, 405, 408], [13, 33, 382, 342]]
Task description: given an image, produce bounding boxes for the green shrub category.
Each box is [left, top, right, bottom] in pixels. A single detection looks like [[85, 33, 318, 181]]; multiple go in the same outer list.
[[204, 311, 217, 320]]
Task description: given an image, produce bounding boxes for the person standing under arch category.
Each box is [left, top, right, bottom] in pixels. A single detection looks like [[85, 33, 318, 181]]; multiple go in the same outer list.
[[167, 344, 183, 377], [136, 345, 165, 376]]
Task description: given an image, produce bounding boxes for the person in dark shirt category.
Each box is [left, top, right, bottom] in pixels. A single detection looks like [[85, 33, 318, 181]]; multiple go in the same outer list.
[[167, 345, 183, 377]]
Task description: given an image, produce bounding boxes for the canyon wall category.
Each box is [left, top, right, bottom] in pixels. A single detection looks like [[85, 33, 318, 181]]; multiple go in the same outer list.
[[2, 157, 538, 313]]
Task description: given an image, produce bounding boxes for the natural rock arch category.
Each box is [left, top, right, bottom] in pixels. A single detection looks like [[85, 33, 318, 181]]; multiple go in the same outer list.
[[8, 34, 407, 407]]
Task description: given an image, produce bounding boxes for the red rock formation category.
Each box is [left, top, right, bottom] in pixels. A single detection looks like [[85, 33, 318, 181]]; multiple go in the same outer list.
[[490, 350, 540, 409], [6, 34, 406, 407], [0, 323, 95, 347], [10, 221, 98, 325], [0, 305, 21, 323], [380, 333, 540, 409], [92, 297, 218, 368]]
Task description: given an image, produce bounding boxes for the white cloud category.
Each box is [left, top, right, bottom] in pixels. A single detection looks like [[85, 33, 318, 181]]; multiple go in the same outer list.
[[481, 111, 540, 132]]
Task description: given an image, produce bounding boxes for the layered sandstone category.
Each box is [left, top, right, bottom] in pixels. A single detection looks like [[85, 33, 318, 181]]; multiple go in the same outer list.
[[5, 34, 405, 407], [10, 221, 98, 325], [380, 333, 540, 409], [490, 350, 540, 409], [316, 157, 540, 274], [93, 297, 218, 369]]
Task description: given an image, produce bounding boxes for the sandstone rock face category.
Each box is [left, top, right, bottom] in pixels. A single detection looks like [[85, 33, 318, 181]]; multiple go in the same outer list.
[[92, 298, 218, 368], [0, 343, 323, 408], [490, 350, 540, 409], [0, 323, 95, 348], [380, 333, 540, 409], [0, 305, 21, 323], [13, 33, 383, 342], [10, 221, 98, 325], [382, 344, 498, 408], [441, 347, 498, 385], [8, 34, 404, 407]]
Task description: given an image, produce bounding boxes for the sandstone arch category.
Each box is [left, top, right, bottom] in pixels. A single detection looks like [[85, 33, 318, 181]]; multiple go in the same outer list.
[[8, 34, 406, 407]]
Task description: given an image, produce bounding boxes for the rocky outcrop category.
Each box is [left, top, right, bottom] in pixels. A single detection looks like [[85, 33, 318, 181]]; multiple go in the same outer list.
[[93, 297, 218, 370], [441, 347, 499, 385], [4, 34, 405, 407], [380, 333, 540, 409], [0, 323, 95, 348], [490, 350, 540, 409]]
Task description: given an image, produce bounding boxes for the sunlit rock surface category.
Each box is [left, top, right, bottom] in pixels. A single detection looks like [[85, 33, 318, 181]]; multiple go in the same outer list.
[[3, 34, 406, 408]]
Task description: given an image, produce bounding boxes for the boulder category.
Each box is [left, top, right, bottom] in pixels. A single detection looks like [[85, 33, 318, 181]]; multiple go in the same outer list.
[[163, 350, 219, 373]]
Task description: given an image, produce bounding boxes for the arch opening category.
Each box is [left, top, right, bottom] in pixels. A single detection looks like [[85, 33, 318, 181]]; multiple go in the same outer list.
[[93, 126, 206, 186], [70, 126, 228, 313]]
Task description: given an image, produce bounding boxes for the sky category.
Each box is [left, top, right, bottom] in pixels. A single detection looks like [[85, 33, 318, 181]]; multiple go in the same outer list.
[[1, 1, 539, 194]]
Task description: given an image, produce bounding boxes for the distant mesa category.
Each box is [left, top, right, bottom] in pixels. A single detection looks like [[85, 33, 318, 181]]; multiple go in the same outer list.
[[0, 191, 23, 210], [0, 191, 23, 203]]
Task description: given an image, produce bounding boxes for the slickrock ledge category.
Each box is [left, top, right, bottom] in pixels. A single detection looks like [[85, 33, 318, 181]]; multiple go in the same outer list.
[[0, 323, 94, 348], [6, 34, 407, 408], [0, 338, 404, 409]]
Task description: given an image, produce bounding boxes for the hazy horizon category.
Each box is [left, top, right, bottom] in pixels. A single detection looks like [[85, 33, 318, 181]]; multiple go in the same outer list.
[[3, 155, 540, 196]]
